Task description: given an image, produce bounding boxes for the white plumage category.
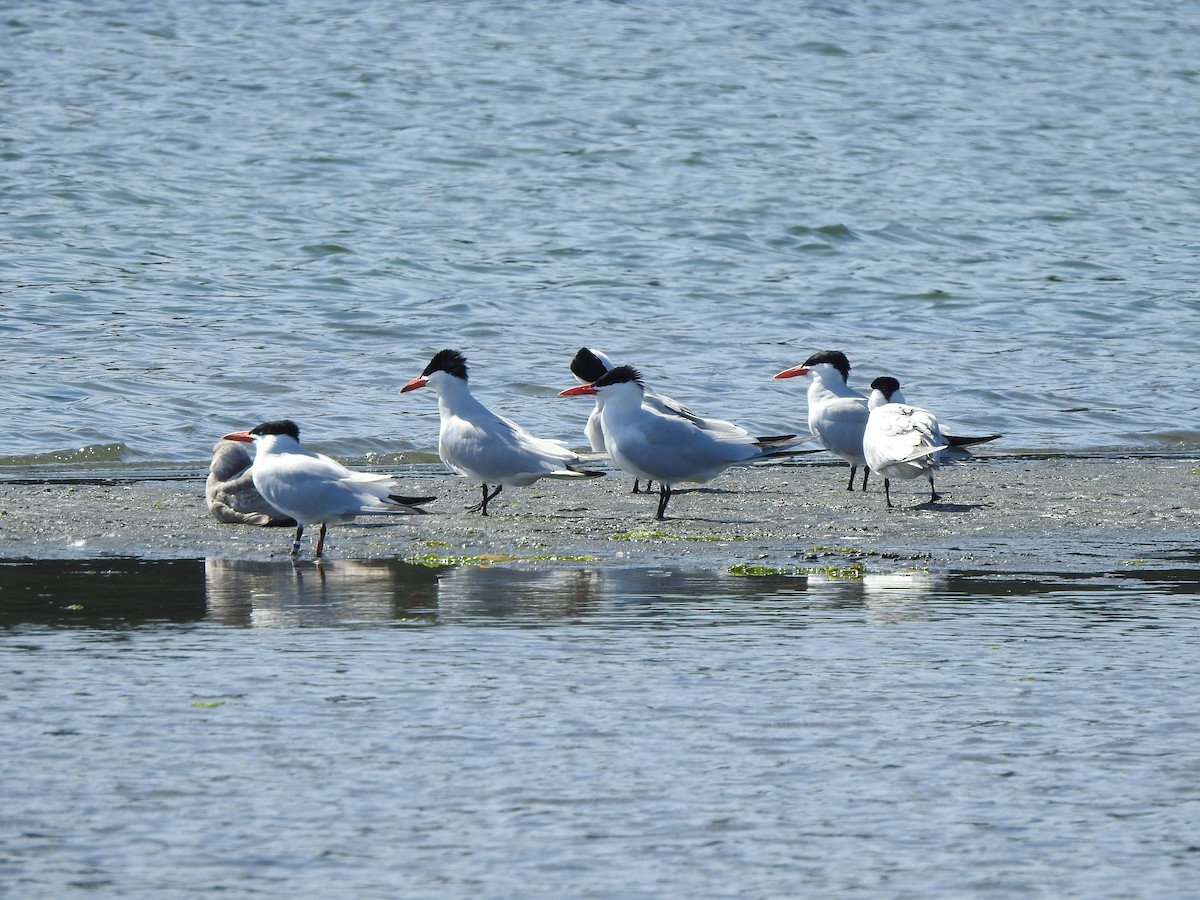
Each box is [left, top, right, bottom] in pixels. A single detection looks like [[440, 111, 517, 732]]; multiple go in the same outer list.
[[402, 349, 602, 515], [222, 420, 432, 556], [561, 365, 811, 519], [863, 377, 948, 507]]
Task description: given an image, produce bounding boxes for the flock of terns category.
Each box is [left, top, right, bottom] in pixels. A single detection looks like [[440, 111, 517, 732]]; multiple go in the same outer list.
[[207, 348, 1000, 557]]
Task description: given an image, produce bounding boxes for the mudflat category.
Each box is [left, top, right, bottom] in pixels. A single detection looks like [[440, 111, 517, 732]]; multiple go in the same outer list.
[[1, 455, 1196, 576]]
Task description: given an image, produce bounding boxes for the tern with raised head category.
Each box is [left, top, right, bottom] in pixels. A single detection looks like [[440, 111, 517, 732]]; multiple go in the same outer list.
[[773, 350, 872, 491], [561, 365, 814, 520], [570, 346, 798, 494], [401, 349, 603, 515]]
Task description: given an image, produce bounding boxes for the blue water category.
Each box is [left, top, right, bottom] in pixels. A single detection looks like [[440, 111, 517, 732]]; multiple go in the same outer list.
[[3, 0, 1199, 468], [3, 4, 1200, 896], [3, 558, 1200, 898]]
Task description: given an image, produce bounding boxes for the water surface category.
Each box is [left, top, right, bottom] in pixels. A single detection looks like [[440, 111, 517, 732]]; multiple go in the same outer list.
[[3, 0, 1199, 468], [4, 558, 1200, 897]]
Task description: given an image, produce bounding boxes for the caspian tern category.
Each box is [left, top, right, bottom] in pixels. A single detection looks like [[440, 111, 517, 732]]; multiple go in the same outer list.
[[401, 349, 604, 515], [570, 346, 799, 494], [773, 350, 872, 491], [221, 420, 435, 557], [205, 438, 296, 527], [864, 379, 1002, 459], [560, 365, 814, 520], [863, 377, 949, 508]]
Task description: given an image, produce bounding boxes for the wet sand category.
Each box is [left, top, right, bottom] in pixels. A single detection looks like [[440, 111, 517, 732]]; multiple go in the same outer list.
[[1, 455, 1196, 576]]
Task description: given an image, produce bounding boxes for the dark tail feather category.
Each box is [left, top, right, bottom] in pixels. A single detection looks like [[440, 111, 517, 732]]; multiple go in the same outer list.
[[388, 493, 437, 507], [761, 447, 828, 460], [946, 433, 1002, 448], [754, 433, 798, 445]]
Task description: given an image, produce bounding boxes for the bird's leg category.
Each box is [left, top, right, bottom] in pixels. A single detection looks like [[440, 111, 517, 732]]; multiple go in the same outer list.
[[468, 483, 503, 515], [860, 467, 870, 492], [884, 478, 894, 508], [655, 483, 672, 520], [314, 523, 327, 558], [846, 466, 857, 491], [631, 479, 642, 494], [928, 476, 940, 503], [290, 524, 305, 556]]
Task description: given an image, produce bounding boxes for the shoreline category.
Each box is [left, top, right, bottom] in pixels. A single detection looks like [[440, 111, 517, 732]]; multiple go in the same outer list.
[[1, 455, 1196, 577]]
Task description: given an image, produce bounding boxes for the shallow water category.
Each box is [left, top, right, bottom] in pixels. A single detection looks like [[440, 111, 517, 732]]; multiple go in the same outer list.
[[4, 3, 1199, 894], [3, 558, 1200, 897], [3, 0, 1200, 469]]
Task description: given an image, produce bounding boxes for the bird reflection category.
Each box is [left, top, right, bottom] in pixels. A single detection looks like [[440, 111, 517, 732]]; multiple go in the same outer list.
[[204, 557, 440, 626], [861, 570, 939, 623]]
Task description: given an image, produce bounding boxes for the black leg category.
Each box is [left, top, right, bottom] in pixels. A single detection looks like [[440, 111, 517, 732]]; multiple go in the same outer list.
[[631, 479, 641, 494], [467, 483, 502, 515], [929, 475, 940, 503], [884, 478, 894, 508], [861, 467, 870, 492], [314, 523, 328, 558], [290, 524, 305, 556], [847, 466, 857, 491], [655, 483, 672, 520]]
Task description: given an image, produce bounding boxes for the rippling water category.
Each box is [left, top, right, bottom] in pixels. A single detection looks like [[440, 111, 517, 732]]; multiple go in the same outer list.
[[2, 557, 1199, 897], [3, 0, 1199, 467], [4, 5, 1199, 892]]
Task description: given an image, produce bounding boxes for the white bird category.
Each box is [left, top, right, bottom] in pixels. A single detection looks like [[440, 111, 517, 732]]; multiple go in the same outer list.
[[221, 420, 435, 557], [570, 347, 798, 494], [401, 349, 603, 515], [560, 365, 814, 520], [773, 350, 872, 491], [205, 438, 296, 527], [863, 379, 1002, 461], [863, 377, 949, 508]]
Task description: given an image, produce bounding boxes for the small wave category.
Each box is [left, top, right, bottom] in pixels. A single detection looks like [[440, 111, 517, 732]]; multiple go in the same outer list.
[[0, 443, 131, 467]]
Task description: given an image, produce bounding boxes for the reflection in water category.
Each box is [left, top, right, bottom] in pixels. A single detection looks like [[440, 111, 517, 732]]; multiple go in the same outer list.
[[1, 554, 1195, 629], [204, 558, 442, 627], [861, 570, 941, 624]]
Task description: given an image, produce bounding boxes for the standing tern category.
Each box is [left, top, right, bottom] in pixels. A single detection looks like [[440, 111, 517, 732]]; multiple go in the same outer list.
[[863, 377, 949, 508], [570, 346, 799, 494], [221, 420, 435, 557], [560, 365, 814, 520], [863, 378, 1002, 458], [401, 349, 603, 515], [206, 438, 296, 527], [773, 350, 872, 491]]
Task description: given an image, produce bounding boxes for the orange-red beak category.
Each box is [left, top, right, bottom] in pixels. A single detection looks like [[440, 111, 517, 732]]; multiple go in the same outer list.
[[400, 376, 428, 394], [222, 431, 254, 443], [773, 365, 810, 380], [558, 384, 597, 397]]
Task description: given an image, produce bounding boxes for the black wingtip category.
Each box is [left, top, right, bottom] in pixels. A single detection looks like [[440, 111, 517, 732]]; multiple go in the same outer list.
[[945, 433, 1002, 447]]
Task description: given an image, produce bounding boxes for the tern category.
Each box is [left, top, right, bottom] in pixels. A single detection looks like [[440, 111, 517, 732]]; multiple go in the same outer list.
[[773, 350, 1002, 492], [773, 350, 872, 491], [862, 378, 1002, 460], [863, 377, 949, 507], [401, 349, 603, 515], [221, 420, 435, 557], [205, 438, 296, 527], [570, 346, 799, 494], [560, 365, 814, 520]]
